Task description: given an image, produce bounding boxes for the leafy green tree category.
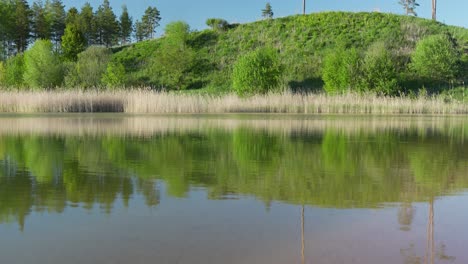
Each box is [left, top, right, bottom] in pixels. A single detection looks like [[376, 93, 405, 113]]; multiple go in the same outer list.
[[101, 61, 126, 87], [70, 46, 111, 88], [31, 0, 51, 40], [150, 21, 195, 90], [95, 0, 119, 47], [141, 6, 161, 39], [232, 47, 282, 95], [410, 34, 460, 82], [24, 39, 63, 88], [61, 24, 86, 61], [262, 3, 274, 19], [13, 0, 32, 53], [360, 42, 398, 94], [119, 5, 133, 45], [65, 7, 80, 26], [206, 18, 229, 31], [4, 54, 25, 87], [322, 47, 361, 94], [399, 0, 419, 16]]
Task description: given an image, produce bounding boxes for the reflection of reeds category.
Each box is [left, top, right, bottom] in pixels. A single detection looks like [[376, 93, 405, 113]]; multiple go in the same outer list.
[[0, 91, 467, 114], [0, 115, 466, 137]]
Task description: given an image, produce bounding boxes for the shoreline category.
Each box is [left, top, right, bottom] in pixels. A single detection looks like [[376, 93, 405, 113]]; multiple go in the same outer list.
[[0, 90, 466, 114]]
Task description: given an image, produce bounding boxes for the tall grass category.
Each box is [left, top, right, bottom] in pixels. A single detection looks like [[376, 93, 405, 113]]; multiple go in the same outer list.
[[0, 90, 466, 114]]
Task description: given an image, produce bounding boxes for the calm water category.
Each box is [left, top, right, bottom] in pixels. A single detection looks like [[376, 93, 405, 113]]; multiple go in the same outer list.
[[0, 115, 467, 264]]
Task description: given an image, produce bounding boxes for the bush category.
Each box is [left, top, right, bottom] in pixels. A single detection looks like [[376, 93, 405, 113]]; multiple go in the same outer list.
[[24, 40, 63, 89], [410, 34, 460, 82], [232, 47, 282, 96], [71, 46, 112, 88], [360, 42, 398, 94], [0, 61, 5, 87], [102, 62, 126, 88], [206, 18, 229, 32], [4, 54, 25, 88], [322, 47, 360, 94]]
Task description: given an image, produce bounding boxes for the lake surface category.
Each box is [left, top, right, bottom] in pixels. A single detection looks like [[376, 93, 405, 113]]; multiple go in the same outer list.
[[0, 114, 467, 264]]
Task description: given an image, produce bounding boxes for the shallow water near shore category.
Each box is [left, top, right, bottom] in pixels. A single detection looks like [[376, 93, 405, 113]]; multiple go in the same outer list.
[[0, 114, 467, 264]]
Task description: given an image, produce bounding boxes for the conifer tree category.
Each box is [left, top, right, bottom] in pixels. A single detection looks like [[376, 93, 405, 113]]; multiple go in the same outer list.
[[31, 1, 51, 40], [78, 2, 96, 45], [119, 5, 133, 44], [262, 3, 274, 19], [13, 0, 32, 53], [95, 0, 119, 47], [47, 0, 66, 46], [141, 6, 161, 39], [398, 0, 419, 16]]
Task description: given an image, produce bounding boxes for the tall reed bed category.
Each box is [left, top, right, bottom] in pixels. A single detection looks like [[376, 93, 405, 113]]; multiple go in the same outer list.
[[0, 90, 466, 114]]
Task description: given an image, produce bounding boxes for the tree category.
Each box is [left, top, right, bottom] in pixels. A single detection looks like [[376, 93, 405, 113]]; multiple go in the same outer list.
[[232, 47, 282, 96], [24, 39, 63, 88], [65, 7, 80, 26], [61, 24, 86, 61], [78, 2, 96, 45], [322, 47, 361, 94], [262, 3, 274, 19], [141, 6, 161, 39], [4, 53, 25, 87], [150, 21, 195, 90], [0, 61, 6, 86], [101, 61, 126, 87], [70, 46, 111, 88], [360, 42, 398, 94], [206, 18, 229, 31], [398, 0, 419, 16], [134, 20, 145, 42], [47, 0, 66, 46], [95, 0, 119, 47], [410, 34, 460, 82], [13, 0, 31, 53], [119, 5, 133, 45], [31, 1, 51, 40]]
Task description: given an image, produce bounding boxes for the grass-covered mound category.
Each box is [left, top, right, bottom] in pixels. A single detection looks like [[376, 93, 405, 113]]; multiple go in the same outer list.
[[113, 12, 468, 94]]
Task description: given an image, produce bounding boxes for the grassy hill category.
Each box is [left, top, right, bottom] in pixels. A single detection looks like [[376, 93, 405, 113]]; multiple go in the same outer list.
[[113, 12, 468, 93]]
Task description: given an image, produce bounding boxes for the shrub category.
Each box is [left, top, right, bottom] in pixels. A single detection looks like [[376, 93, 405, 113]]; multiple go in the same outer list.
[[4, 54, 25, 88], [72, 46, 112, 88], [24, 40, 64, 89], [322, 47, 360, 94], [102, 62, 126, 88], [62, 24, 86, 61], [206, 18, 229, 32], [410, 34, 460, 82], [232, 47, 282, 96], [0, 61, 5, 86], [360, 42, 398, 94]]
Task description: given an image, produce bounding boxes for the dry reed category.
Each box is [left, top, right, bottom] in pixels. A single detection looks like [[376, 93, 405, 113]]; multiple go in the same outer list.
[[0, 90, 466, 114]]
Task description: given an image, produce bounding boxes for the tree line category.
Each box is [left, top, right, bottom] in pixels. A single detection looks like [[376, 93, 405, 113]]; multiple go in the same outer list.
[[0, 0, 161, 57]]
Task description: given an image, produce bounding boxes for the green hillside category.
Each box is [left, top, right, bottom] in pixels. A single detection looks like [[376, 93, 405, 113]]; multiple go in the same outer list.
[[113, 12, 468, 93]]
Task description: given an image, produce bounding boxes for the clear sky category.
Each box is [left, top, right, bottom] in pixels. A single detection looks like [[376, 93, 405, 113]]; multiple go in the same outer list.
[[58, 0, 468, 33]]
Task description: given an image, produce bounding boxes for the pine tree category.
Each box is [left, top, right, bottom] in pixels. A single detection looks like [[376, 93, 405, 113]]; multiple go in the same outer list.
[[31, 1, 51, 40], [141, 6, 161, 39], [134, 20, 145, 42], [95, 0, 119, 47], [13, 0, 32, 53], [119, 5, 133, 45], [65, 7, 80, 26], [61, 24, 86, 61], [47, 0, 66, 46], [262, 3, 274, 19], [78, 2, 96, 45], [398, 0, 419, 16]]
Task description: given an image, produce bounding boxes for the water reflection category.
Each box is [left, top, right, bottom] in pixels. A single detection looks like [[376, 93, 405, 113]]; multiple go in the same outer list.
[[0, 115, 467, 263]]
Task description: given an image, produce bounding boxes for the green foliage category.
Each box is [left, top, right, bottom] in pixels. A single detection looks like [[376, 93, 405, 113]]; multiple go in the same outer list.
[[4, 54, 25, 87], [13, 0, 32, 53], [31, 1, 51, 39], [150, 21, 195, 90], [232, 47, 282, 95], [24, 39, 63, 89], [360, 42, 399, 94], [69, 46, 111, 88], [322, 47, 360, 94], [206, 18, 229, 32], [48, 0, 66, 44], [262, 3, 274, 19], [95, 0, 119, 47], [101, 62, 126, 88], [61, 24, 86, 61], [140, 6, 161, 40], [0, 62, 5, 86], [119, 5, 133, 44], [410, 34, 460, 82]]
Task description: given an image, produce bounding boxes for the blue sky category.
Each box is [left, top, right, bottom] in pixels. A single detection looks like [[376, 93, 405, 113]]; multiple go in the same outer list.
[[59, 0, 467, 33]]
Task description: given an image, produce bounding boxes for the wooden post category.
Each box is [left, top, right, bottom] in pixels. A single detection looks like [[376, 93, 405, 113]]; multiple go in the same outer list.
[[303, 0, 306, 15]]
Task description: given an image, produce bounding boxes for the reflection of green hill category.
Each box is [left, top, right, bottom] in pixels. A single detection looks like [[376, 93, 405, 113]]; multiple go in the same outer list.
[[0, 123, 467, 227]]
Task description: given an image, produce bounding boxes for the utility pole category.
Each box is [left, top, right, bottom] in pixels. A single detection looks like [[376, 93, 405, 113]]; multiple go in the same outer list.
[[303, 0, 306, 15], [432, 0, 437, 20]]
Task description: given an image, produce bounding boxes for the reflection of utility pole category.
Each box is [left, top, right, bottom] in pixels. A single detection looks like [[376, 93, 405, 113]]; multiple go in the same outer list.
[[301, 205, 305, 264], [425, 198, 434, 264]]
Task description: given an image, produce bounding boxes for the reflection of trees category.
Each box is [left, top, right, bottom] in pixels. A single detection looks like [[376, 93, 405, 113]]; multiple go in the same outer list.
[[0, 126, 467, 229]]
